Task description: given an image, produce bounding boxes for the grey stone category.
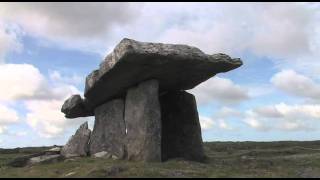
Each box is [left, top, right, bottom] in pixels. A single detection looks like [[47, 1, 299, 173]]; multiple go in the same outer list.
[[61, 95, 94, 118], [8, 151, 63, 167], [84, 38, 243, 109], [46, 147, 61, 153], [61, 122, 91, 158], [125, 79, 161, 162], [89, 99, 126, 159], [160, 91, 207, 162], [28, 154, 63, 165], [84, 70, 100, 96], [93, 151, 111, 158]]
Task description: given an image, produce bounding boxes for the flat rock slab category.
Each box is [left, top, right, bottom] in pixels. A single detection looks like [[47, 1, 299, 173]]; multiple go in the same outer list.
[[61, 95, 94, 118], [160, 90, 207, 162], [125, 79, 162, 162], [89, 99, 126, 159], [84, 38, 243, 109], [61, 122, 91, 158]]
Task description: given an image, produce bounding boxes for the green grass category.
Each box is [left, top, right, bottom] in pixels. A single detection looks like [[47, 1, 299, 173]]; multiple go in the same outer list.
[[1, 141, 320, 178]]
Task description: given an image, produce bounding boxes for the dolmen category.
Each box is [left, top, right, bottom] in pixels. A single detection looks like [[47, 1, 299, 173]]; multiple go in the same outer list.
[[61, 38, 243, 162]]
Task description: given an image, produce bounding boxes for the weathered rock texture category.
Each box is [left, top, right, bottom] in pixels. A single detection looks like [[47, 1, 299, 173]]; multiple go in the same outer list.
[[125, 79, 162, 162], [160, 91, 206, 162], [61, 95, 94, 118], [61, 122, 91, 158], [84, 38, 243, 110], [60, 38, 244, 163], [89, 99, 126, 159]]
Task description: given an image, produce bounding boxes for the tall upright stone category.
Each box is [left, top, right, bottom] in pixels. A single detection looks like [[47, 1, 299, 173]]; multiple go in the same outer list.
[[89, 99, 126, 159], [160, 91, 206, 162], [125, 79, 162, 162], [61, 122, 91, 158]]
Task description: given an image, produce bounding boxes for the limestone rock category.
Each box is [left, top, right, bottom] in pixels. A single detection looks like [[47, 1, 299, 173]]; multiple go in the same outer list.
[[93, 151, 111, 158], [84, 38, 243, 109], [89, 99, 126, 159], [28, 154, 63, 165], [8, 151, 63, 167], [61, 95, 94, 118], [46, 147, 61, 153], [125, 79, 161, 162], [160, 91, 207, 162], [61, 122, 91, 158]]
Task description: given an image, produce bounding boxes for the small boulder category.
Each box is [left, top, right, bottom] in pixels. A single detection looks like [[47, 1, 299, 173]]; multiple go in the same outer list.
[[61, 95, 94, 118]]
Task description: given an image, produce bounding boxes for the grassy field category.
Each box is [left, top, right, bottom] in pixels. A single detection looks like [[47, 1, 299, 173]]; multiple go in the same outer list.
[[1, 141, 320, 178]]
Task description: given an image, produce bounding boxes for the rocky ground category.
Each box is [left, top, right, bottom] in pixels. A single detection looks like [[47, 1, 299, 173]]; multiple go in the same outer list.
[[1, 141, 320, 178]]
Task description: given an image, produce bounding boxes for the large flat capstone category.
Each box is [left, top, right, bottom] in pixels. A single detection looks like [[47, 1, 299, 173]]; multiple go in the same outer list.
[[125, 79, 162, 162], [89, 99, 126, 159], [160, 91, 206, 162], [84, 38, 243, 109]]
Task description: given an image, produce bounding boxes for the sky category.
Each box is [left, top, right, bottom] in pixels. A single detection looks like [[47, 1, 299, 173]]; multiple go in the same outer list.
[[1, 2, 320, 148]]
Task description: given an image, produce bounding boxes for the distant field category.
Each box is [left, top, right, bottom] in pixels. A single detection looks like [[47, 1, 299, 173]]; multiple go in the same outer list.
[[1, 141, 320, 178]]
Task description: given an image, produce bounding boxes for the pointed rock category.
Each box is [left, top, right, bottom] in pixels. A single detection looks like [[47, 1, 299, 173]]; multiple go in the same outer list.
[[61, 122, 91, 158]]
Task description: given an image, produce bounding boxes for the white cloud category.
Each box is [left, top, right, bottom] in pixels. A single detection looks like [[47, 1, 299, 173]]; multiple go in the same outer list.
[[199, 116, 214, 130], [0, 2, 141, 53], [25, 99, 88, 138], [0, 104, 19, 134], [0, 104, 19, 125], [189, 77, 249, 106], [244, 103, 320, 131], [0, 64, 45, 101], [216, 107, 243, 118], [199, 115, 233, 131], [0, 22, 22, 62], [157, 3, 315, 57], [0, 62, 87, 138], [271, 69, 320, 100], [0, 63, 81, 102]]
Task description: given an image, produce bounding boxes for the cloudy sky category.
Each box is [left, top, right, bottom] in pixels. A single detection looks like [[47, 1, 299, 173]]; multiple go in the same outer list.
[[1, 2, 320, 148]]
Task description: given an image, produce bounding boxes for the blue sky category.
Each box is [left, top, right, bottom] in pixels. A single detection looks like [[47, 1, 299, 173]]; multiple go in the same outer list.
[[1, 2, 320, 148]]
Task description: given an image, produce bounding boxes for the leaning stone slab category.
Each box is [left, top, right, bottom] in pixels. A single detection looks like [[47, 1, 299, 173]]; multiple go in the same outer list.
[[84, 38, 243, 109], [61, 95, 94, 118], [8, 150, 63, 167], [160, 91, 207, 162], [28, 154, 63, 165], [89, 99, 126, 159], [125, 79, 161, 162], [61, 122, 91, 158]]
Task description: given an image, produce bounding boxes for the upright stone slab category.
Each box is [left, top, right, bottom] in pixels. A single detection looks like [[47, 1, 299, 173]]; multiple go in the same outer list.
[[61, 122, 91, 158], [160, 91, 206, 162], [89, 99, 126, 159], [125, 79, 161, 162]]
